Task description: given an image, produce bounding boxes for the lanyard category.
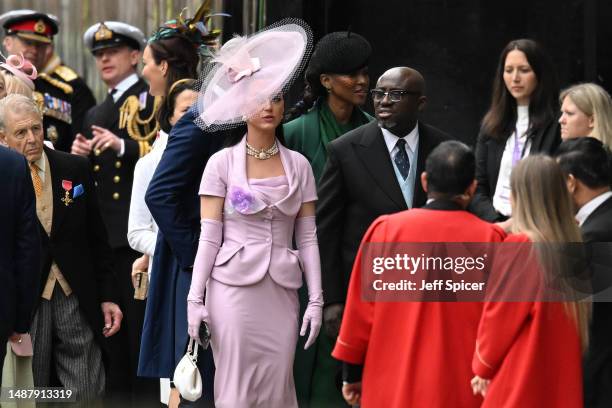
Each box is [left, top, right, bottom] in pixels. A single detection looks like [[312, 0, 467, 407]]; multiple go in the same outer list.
[[512, 126, 529, 166]]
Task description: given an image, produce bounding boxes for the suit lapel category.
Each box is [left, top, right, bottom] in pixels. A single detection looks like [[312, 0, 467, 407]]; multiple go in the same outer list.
[[413, 124, 431, 207], [45, 148, 70, 238], [582, 195, 612, 231], [353, 122, 406, 209]]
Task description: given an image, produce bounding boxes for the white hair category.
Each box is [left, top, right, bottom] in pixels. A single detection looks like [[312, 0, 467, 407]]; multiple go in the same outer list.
[[0, 93, 41, 132]]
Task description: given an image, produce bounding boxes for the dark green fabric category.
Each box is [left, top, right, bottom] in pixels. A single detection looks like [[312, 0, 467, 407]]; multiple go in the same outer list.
[[284, 99, 372, 407], [284, 99, 373, 183]]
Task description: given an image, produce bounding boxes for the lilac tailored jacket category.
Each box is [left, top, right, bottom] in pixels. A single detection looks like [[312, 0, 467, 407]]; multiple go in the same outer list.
[[199, 135, 317, 288]]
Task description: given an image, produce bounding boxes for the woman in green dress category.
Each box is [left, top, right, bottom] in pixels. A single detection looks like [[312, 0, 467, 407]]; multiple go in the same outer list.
[[284, 31, 372, 407], [284, 31, 373, 183]]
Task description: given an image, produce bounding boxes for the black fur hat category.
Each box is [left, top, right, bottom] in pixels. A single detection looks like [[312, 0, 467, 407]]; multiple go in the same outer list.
[[305, 31, 371, 92]]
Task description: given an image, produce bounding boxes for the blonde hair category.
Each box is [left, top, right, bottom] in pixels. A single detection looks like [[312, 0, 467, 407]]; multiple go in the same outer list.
[[0, 71, 33, 98], [510, 155, 591, 350], [560, 83, 612, 148]]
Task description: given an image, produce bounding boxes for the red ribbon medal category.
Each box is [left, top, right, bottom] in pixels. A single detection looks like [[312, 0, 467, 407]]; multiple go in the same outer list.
[[61, 179, 73, 206], [62, 180, 73, 191]]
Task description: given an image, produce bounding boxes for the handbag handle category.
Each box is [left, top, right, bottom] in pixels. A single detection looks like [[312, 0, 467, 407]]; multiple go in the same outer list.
[[187, 338, 199, 363]]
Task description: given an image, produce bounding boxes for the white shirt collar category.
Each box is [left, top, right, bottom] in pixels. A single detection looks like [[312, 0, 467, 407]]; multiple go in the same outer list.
[[111, 73, 139, 102], [576, 191, 612, 226], [381, 122, 419, 153]]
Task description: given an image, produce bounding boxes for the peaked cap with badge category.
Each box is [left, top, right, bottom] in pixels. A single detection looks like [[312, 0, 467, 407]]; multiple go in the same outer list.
[[83, 21, 147, 53], [0, 9, 96, 152], [81, 20, 156, 250]]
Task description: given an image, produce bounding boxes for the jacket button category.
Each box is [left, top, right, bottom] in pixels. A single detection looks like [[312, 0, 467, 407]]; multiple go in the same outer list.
[[93, 164, 100, 172], [113, 175, 120, 183], [115, 161, 122, 169], [94, 148, 101, 156], [113, 192, 120, 200]]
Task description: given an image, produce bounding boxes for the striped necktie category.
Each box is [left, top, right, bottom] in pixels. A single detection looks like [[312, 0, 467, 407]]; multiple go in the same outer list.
[[30, 163, 42, 199]]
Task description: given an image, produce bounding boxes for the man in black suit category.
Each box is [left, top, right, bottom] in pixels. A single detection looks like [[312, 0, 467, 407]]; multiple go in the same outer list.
[[0, 94, 122, 402], [70, 21, 158, 404], [316, 66, 450, 372], [557, 137, 612, 408], [0, 9, 96, 151], [0, 145, 40, 385]]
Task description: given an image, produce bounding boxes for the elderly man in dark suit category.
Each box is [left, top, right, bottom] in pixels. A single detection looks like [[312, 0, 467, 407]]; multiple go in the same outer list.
[[0, 145, 40, 385], [0, 94, 121, 402], [557, 137, 612, 408], [317, 66, 450, 339]]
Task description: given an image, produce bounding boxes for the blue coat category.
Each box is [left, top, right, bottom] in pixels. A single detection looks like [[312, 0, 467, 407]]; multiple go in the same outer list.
[[0, 146, 40, 339], [137, 110, 223, 378]]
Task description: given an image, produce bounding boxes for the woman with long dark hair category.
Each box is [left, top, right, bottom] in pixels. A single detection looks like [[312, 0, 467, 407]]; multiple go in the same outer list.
[[284, 31, 373, 183], [471, 39, 561, 222], [128, 79, 197, 406], [137, 7, 222, 407]]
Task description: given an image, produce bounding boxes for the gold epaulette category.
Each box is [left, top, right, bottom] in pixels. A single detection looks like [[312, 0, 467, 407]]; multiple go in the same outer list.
[[54, 65, 78, 82], [119, 95, 162, 157], [38, 73, 73, 94]]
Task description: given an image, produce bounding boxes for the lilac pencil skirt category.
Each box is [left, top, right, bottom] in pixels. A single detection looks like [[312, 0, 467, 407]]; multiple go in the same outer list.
[[206, 273, 299, 408]]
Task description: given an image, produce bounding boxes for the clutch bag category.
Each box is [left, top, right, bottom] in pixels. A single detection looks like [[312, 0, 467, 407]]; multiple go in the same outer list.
[[173, 338, 202, 401]]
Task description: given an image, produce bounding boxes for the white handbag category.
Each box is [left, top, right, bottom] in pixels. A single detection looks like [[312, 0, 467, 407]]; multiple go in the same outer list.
[[173, 338, 202, 402]]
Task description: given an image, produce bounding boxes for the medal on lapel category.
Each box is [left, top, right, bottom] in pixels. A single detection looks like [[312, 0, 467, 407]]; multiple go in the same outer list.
[[61, 179, 73, 206]]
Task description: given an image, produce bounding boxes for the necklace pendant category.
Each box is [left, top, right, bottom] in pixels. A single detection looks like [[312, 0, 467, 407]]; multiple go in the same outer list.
[[259, 151, 267, 160]]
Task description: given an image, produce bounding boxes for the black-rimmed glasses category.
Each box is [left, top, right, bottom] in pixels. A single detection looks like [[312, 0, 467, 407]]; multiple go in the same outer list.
[[370, 89, 421, 102]]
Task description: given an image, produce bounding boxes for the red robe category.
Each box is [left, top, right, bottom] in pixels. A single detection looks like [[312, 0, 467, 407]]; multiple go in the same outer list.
[[332, 205, 505, 408], [472, 233, 583, 408]]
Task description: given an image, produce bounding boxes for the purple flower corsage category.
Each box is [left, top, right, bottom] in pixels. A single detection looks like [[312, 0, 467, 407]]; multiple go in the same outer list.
[[227, 186, 255, 214]]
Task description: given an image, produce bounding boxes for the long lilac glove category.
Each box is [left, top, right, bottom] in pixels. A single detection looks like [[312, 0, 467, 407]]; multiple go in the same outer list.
[[187, 219, 222, 343], [295, 216, 324, 350]]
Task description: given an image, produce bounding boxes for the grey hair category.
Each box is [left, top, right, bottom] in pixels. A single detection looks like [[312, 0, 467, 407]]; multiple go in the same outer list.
[[0, 93, 42, 132]]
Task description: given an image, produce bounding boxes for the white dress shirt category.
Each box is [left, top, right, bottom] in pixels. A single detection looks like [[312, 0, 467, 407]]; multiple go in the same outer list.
[[493, 105, 532, 216], [576, 191, 612, 226], [112, 73, 139, 102], [109, 73, 139, 157], [381, 123, 419, 207], [127, 130, 168, 273]]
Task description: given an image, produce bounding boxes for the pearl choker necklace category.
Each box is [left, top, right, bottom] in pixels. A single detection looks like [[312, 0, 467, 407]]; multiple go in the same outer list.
[[246, 140, 279, 160]]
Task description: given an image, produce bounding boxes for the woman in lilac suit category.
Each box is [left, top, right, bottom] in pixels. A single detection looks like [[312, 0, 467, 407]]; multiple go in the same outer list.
[[186, 21, 322, 407]]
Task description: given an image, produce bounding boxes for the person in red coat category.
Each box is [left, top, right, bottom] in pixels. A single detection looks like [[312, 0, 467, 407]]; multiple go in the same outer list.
[[471, 155, 590, 407], [332, 141, 506, 408]]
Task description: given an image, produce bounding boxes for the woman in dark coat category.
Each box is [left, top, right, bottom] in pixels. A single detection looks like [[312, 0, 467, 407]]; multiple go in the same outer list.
[[471, 38, 561, 222]]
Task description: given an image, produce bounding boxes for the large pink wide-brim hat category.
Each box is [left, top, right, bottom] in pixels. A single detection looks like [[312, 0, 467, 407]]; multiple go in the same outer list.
[[196, 20, 311, 129]]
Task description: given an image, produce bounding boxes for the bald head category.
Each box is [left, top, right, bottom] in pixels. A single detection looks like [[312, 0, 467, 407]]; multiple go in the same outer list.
[[373, 66, 427, 136], [379, 67, 426, 95]]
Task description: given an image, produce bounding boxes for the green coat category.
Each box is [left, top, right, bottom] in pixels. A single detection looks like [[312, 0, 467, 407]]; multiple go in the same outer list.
[[283, 102, 373, 407], [284, 102, 374, 183]]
